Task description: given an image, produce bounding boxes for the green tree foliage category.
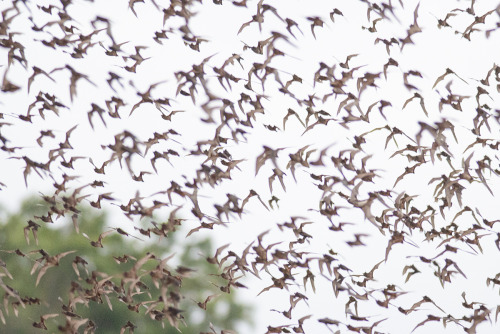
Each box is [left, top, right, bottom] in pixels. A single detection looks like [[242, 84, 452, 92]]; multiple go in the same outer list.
[[0, 198, 250, 333]]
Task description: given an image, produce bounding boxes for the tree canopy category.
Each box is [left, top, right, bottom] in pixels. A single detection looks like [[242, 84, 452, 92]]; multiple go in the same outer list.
[[0, 198, 250, 333]]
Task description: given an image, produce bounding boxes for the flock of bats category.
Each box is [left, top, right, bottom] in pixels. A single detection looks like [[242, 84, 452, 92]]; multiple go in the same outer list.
[[1, 0, 500, 333]]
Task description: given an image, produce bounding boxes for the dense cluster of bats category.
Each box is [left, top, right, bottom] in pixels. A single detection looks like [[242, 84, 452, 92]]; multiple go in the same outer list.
[[1, 0, 500, 333]]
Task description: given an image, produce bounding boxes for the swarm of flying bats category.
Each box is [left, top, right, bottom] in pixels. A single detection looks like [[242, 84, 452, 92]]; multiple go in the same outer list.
[[1, 0, 500, 333]]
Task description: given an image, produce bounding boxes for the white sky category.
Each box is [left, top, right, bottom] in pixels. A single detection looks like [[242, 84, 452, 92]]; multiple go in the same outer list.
[[1, 0, 500, 333]]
